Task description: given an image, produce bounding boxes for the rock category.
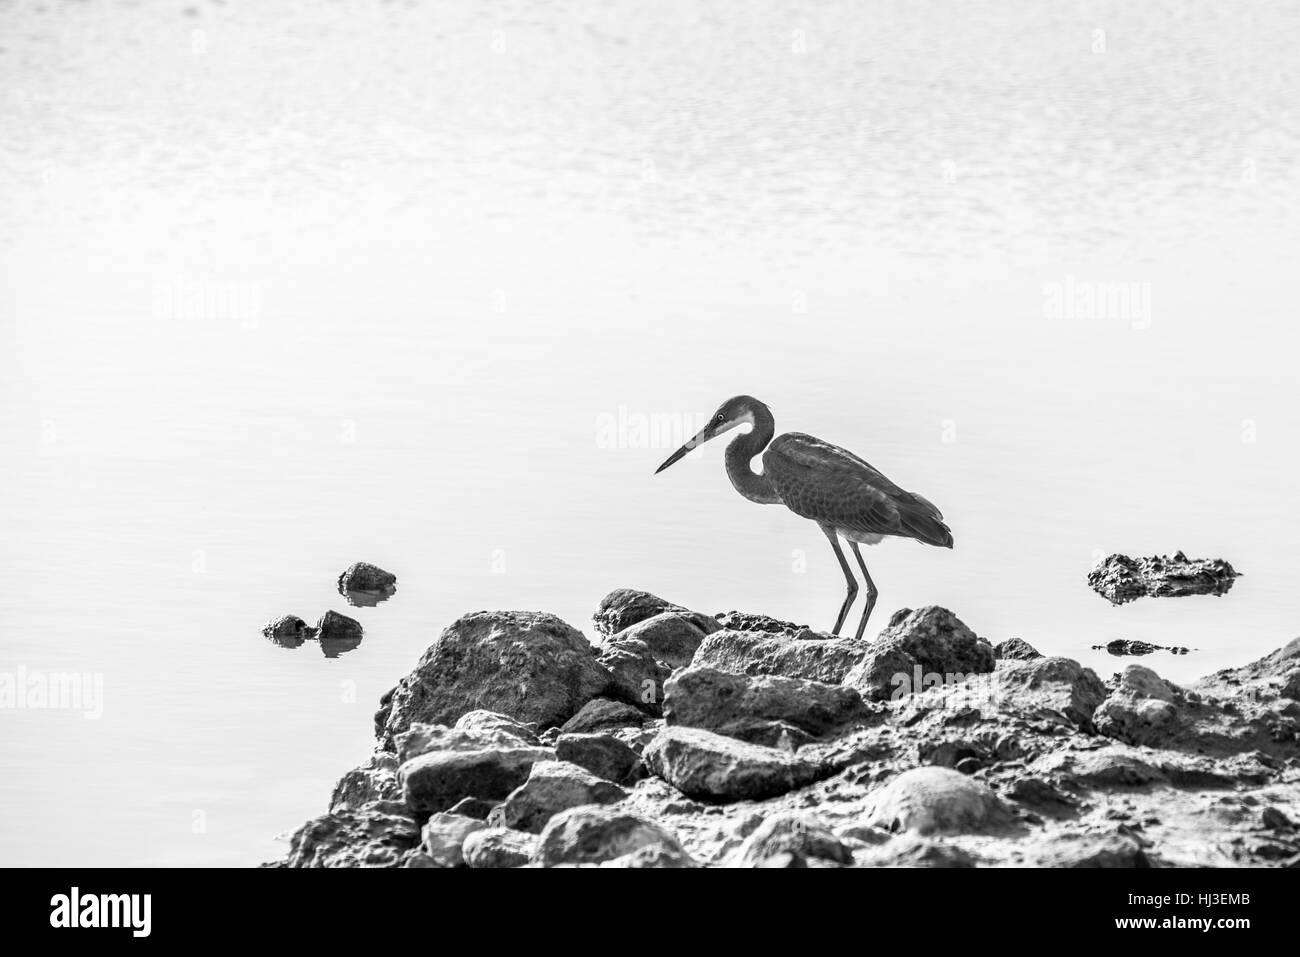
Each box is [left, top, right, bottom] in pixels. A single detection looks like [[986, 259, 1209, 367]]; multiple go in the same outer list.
[[1087, 551, 1240, 605], [1262, 806, 1294, 831], [860, 835, 977, 867], [692, 630, 869, 683], [643, 726, 828, 802], [600, 843, 697, 868], [337, 562, 397, 606], [1097, 639, 1191, 657], [609, 612, 708, 670], [595, 637, 671, 715], [713, 611, 820, 640], [664, 665, 875, 740], [1031, 746, 1169, 788], [865, 766, 1013, 836], [726, 811, 853, 867], [842, 607, 995, 702], [330, 751, 401, 811], [394, 721, 543, 764], [316, 610, 364, 657], [399, 745, 554, 816], [454, 710, 540, 745], [421, 812, 486, 867], [377, 611, 612, 745], [499, 761, 627, 833], [559, 698, 647, 735], [462, 828, 536, 868], [994, 637, 1041, 661], [555, 733, 641, 783], [991, 656, 1108, 730], [1025, 834, 1152, 868], [262, 615, 313, 649], [284, 801, 420, 868], [593, 588, 720, 639], [1092, 663, 1300, 759], [532, 805, 690, 866]]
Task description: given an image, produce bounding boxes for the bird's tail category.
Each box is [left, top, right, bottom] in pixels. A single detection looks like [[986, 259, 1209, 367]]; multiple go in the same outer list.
[[900, 492, 954, 549]]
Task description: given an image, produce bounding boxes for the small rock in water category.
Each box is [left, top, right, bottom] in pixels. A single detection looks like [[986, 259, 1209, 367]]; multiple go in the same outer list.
[[262, 615, 314, 649], [1087, 551, 1240, 606], [1094, 638, 1192, 657], [337, 561, 398, 606], [316, 609, 364, 658]]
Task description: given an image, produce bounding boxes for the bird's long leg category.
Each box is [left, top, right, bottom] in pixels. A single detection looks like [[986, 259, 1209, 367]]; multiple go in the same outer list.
[[849, 541, 878, 640], [820, 524, 858, 636]]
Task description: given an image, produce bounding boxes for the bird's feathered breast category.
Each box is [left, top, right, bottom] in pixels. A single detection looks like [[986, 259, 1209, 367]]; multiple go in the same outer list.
[[762, 432, 953, 547]]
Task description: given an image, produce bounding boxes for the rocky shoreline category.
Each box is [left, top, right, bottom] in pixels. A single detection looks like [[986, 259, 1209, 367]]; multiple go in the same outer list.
[[275, 589, 1300, 867]]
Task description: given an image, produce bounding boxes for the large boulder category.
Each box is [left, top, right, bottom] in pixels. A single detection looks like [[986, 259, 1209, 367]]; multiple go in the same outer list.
[[643, 726, 828, 802], [691, 630, 869, 683], [284, 801, 420, 868], [498, 761, 627, 833], [842, 607, 995, 702], [664, 665, 875, 740], [864, 766, 1013, 836], [592, 588, 720, 639], [532, 804, 690, 866], [377, 611, 612, 746]]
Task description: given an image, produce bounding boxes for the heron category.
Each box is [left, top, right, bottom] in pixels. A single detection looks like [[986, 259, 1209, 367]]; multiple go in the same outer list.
[[654, 395, 952, 640]]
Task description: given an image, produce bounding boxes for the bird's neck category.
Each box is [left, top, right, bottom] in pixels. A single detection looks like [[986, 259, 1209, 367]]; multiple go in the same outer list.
[[725, 405, 780, 504]]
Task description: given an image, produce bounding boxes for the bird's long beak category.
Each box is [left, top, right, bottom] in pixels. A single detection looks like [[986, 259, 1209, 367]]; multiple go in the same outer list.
[[654, 426, 710, 474]]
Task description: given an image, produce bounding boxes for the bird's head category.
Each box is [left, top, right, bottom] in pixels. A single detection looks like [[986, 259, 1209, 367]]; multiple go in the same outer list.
[[654, 395, 763, 474]]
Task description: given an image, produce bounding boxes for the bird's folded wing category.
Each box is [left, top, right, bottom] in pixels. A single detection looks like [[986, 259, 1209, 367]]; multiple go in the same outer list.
[[763, 433, 906, 534]]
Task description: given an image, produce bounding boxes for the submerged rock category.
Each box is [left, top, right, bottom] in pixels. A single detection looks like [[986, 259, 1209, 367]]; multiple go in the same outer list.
[[377, 611, 612, 745], [1087, 551, 1240, 605], [643, 726, 829, 802]]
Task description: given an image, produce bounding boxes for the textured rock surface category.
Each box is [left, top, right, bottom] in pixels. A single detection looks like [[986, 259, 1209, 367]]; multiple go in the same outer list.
[[643, 726, 829, 802], [532, 804, 690, 866], [995, 637, 1041, 661], [664, 665, 875, 741], [377, 611, 612, 745], [1088, 551, 1240, 605], [593, 589, 720, 640], [692, 630, 868, 683], [262, 614, 313, 648], [842, 606, 995, 702], [338, 561, 397, 592], [498, 761, 627, 833], [280, 597, 1300, 868]]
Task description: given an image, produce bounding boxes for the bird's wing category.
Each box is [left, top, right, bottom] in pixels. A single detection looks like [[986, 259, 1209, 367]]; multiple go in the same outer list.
[[763, 432, 953, 547]]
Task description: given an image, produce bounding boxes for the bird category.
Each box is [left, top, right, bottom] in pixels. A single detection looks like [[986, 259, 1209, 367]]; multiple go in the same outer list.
[[654, 395, 952, 640]]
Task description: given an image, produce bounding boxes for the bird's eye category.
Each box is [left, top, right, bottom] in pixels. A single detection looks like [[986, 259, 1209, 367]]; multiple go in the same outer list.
[[716, 413, 725, 422]]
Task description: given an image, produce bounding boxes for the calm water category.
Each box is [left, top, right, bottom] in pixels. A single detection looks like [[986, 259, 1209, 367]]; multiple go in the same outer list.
[[2, 0, 1298, 866]]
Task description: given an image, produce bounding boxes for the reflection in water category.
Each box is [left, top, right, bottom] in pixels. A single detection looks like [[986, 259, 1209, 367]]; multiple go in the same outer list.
[[319, 634, 364, 658], [342, 587, 396, 608]]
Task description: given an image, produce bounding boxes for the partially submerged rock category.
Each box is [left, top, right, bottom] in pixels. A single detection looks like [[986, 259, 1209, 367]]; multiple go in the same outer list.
[[262, 615, 314, 649], [377, 611, 612, 745], [338, 561, 398, 606], [316, 610, 364, 658], [1095, 639, 1191, 657], [1088, 551, 1240, 605]]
